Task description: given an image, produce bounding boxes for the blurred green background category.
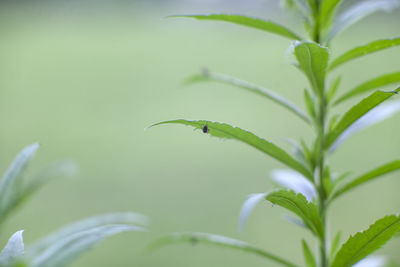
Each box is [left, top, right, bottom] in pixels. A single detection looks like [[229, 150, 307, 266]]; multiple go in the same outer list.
[[0, 1, 399, 266]]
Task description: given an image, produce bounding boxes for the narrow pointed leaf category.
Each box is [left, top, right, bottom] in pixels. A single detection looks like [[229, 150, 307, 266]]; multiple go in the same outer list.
[[150, 120, 313, 180], [304, 89, 316, 121], [330, 99, 400, 152], [0, 160, 79, 225], [335, 72, 400, 105], [320, 0, 345, 29], [327, 76, 342, 102], [266, 190, 324, 238], [0, 230, 24, 266], [29, 212, 148, 256], [148, 232, 298, 267], [332, 160, 400, 200], [238, 193, 268, 232], [0, 143, 39, 214], [330, 231, 342, 261], [328, 0, 400, 41], [184, 71, 311, 124], [329, 38, 400, 70], [293, 41, 330, 96], [302, 240, 316, 267], [325, 88, 400, 149], [331, 215, 400, 267], [171, 14, 302, 40], [29, 224, 142, 267]]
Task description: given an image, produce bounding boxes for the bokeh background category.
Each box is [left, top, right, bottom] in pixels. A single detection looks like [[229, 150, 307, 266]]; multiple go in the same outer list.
[[0, 0, 399, 266]]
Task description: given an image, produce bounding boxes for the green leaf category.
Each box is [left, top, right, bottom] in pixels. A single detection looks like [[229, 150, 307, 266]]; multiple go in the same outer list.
[[319, 0, 345, 37], [328, 0, 400, 41], [335, 72, 400, 105], [27, 213, 147, 267], [184, 70, 311, 124], [330, 231, 342, 261], [327, 76, 341, 103], [170, 14, 302, 40], [266, 190, 324, 238], [325, 88, 400, 149], [329, 38, 400, 70], [150, 120, 313, 180], [302, 240, 316, 267], [147, 232, 298, 267], [304, 89, 316, 122], [293, 41, 330, 96], [331, 215, 400, 267], [0, 231, 24, 266], [331, 160, 400, 200]]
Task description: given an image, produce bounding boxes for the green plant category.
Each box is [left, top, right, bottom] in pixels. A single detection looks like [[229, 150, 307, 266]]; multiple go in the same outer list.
[[0, 143, 147, 267], [150, 1, 400, 266]]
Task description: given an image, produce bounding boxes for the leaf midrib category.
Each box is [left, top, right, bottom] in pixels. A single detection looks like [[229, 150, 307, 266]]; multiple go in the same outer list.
[[339, 218, 400, 267]]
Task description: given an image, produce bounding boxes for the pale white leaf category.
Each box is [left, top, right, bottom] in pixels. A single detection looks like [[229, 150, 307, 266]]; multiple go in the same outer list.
[[0, 230, 24, 265], [238, 193, 267, 232], [271, 169, 316, 202]]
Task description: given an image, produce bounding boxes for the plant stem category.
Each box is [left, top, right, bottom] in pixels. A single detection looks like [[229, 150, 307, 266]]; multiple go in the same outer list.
[[314, 1, 328, 266]]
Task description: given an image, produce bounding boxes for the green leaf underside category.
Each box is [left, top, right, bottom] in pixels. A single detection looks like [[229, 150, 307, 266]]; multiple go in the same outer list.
[[29, 224, 141, 267], [302, 240, 317, 267], [331, 215, 400, 267], [332, 160, 400, 200], [170, 14, 302, 40], [150, 120, 313, 180], [266, 190, 324, 238], [27, 213, 147, 267], [325, 88, 400, 149], [294, 42, 330, 96], [327, 0, 400, 41], [329, 38, 400, 70], [335, 72, 400, 105], [0, 143, 39, 220], [184, 71, 311, 124], [148, 232, 298, 267]]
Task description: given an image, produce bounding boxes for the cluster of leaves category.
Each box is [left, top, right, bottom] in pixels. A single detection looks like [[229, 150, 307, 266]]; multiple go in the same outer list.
[[0, 144, 148, 267], [150, 0, 400, 266]]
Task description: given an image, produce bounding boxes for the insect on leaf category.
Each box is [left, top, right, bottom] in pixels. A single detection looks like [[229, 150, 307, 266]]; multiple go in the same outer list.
[[147, 232, 298, 267], [331, 215, 400, 267], [329, 38, 400, 70], [184, 70, 311, 124], [266, 190, 324, 238], [170, 14, 302, 40], [150, 120, 314, 180]]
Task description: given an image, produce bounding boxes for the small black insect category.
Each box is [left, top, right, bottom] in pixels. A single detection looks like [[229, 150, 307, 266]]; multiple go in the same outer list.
[[202, 125, 209, 133]]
